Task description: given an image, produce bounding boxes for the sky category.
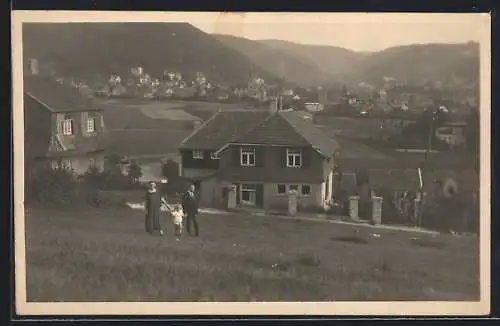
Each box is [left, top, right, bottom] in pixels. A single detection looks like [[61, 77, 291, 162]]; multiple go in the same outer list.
[[188, 12, 485, 52]]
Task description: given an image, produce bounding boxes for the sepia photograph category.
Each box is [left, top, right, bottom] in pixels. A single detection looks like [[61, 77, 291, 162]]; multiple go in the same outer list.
[[12, 11, 490, 316]]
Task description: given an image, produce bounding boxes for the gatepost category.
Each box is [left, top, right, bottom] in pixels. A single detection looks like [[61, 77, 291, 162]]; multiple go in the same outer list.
[[227, 185, 237, 209], [372, 196, 383, 225], [288, 189, 298, 216], [349, 196, 360, 221]]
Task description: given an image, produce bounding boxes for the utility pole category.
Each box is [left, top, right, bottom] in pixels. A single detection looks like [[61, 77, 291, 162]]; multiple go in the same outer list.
[[418, 107, 439, 226]]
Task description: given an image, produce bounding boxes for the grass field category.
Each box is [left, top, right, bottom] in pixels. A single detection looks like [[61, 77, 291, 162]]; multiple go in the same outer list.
[[25, 207, 480, 302]]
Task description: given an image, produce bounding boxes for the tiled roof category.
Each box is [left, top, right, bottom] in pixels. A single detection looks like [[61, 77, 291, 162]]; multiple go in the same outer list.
[[180, 109, 339, 157], [24, 76, 100, 113], [233, 111, 339, 157], [179, 109, 270, 150], [278, 111, 339, 157], [103, 129, 191, 157], [45, 135, 104, 158]]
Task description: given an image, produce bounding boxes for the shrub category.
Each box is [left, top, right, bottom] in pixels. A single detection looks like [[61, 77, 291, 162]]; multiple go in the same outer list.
[[27, 167, 82, 207], [127, 163, 142, 185]]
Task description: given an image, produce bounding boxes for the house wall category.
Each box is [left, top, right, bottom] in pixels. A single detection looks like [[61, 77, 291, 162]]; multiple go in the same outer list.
[[180, 149, 219, 170], [218, 145, 334, 183], [198, 178, 325, 211], [52, 111, 104, 136]]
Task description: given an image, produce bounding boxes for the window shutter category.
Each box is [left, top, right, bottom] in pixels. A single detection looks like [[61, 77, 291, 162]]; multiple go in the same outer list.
[[302, 148, 311, 168], [256, 184, 264, 208], [255, 147, 264, 167], [232, 146, 240, 167], [280, 148, 287, 168], [70, 120, 75, 135]]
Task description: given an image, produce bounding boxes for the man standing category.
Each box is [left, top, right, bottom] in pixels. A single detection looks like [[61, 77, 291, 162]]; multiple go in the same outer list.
[[182, 183, 200, 237]]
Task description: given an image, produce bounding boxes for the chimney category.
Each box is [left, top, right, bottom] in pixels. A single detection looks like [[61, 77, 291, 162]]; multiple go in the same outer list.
[[27, 58, 39, 75]]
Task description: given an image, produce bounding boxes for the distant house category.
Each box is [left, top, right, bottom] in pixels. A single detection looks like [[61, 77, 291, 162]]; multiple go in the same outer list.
[[110, 84, 127, 97], [178, 109, 339, 211], [435, 121, 467, 148], [131, 66, 143, 77], [304, 102, 325, 112], [24, 75, 106, 178]]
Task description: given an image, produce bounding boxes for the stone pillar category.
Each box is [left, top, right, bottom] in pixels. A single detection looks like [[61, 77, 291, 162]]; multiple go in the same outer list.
[[372, 196, 383, 225], [349, 196, 360, 221], [227, 185, 237, 209], [288, 190, 298, 216], [414, 192, 426, 226]]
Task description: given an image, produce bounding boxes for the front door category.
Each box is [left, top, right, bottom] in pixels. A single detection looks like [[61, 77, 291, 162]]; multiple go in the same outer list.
[[240, 184, 257, 206]]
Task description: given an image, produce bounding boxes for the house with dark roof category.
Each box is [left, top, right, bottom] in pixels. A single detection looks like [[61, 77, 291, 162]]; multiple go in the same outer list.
[[24, 70, 106, 176], [178, 109, 340, 211]]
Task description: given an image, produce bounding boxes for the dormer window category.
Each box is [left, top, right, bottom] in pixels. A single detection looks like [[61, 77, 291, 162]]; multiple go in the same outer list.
[[62, 119, 73, 135], [192, 150, 203, 160], [286, 148, 302, 168]]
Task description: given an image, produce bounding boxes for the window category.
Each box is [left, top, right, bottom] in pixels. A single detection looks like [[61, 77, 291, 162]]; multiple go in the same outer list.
[[289, 184, 299, 192], [277, 184, 286, 195], [62, 119, 73, 135], [89, 158, 96, 169], [87, 117, 96, 133], [286, 148, 302, 167], [61, 159, 72, 171], [301, 185, 311, 196], [210, 152, 220, 160], [192, 150, 203, 160], [241, 184, 256, 205], [240, 147, 256, 167]]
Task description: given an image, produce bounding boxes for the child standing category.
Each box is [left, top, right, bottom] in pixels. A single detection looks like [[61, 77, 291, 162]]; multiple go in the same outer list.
[[171, 204, 184, 241]]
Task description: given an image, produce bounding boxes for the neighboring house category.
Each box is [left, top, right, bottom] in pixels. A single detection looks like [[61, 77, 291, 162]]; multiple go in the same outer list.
[[24, 75, 106, 177], [178, 109, 339, 211]]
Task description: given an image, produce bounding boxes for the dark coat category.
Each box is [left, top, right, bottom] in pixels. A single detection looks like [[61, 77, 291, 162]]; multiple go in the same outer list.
[[145, 189, 161, 232], [182, 190, 199, 215]]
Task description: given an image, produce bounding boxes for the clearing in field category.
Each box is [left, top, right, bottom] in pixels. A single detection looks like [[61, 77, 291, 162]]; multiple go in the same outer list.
[[24, 207, 480, 302], [140, 107, 201, 121]]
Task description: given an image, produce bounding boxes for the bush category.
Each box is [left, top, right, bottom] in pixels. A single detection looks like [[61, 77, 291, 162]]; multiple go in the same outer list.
[[27, 167, 84, 207]]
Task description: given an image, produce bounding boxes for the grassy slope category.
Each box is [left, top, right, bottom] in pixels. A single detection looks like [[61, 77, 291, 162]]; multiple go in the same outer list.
[[25, 207, 479, 302]]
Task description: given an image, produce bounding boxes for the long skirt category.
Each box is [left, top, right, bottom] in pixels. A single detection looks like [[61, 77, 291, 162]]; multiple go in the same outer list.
[[145, 209, 161, 233]]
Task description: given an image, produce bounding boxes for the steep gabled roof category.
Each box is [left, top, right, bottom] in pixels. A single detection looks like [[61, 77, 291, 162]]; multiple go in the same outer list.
[[179, 109, 270, 150], [179, 109, 339, 158], [24, 76, 101, 113], [232, 110, 339, 157]]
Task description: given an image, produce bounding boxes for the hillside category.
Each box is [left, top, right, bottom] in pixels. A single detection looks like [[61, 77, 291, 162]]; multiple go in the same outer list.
[[259, 39, 366, 83], [22, 23, 278, 85], [351, 42, 480, 88], [259, 39, 480, 88], [214, 34, 336, 87]]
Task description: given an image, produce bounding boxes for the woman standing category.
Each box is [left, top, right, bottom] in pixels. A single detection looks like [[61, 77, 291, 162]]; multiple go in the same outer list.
[[145, 181, 163, 236]]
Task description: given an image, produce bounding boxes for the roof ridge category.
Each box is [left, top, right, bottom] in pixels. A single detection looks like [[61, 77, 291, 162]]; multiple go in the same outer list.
[[179, 109, 223, 147]]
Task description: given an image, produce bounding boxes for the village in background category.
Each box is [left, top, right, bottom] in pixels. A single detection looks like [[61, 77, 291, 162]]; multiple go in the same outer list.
[[21, 22, 481, 303]]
